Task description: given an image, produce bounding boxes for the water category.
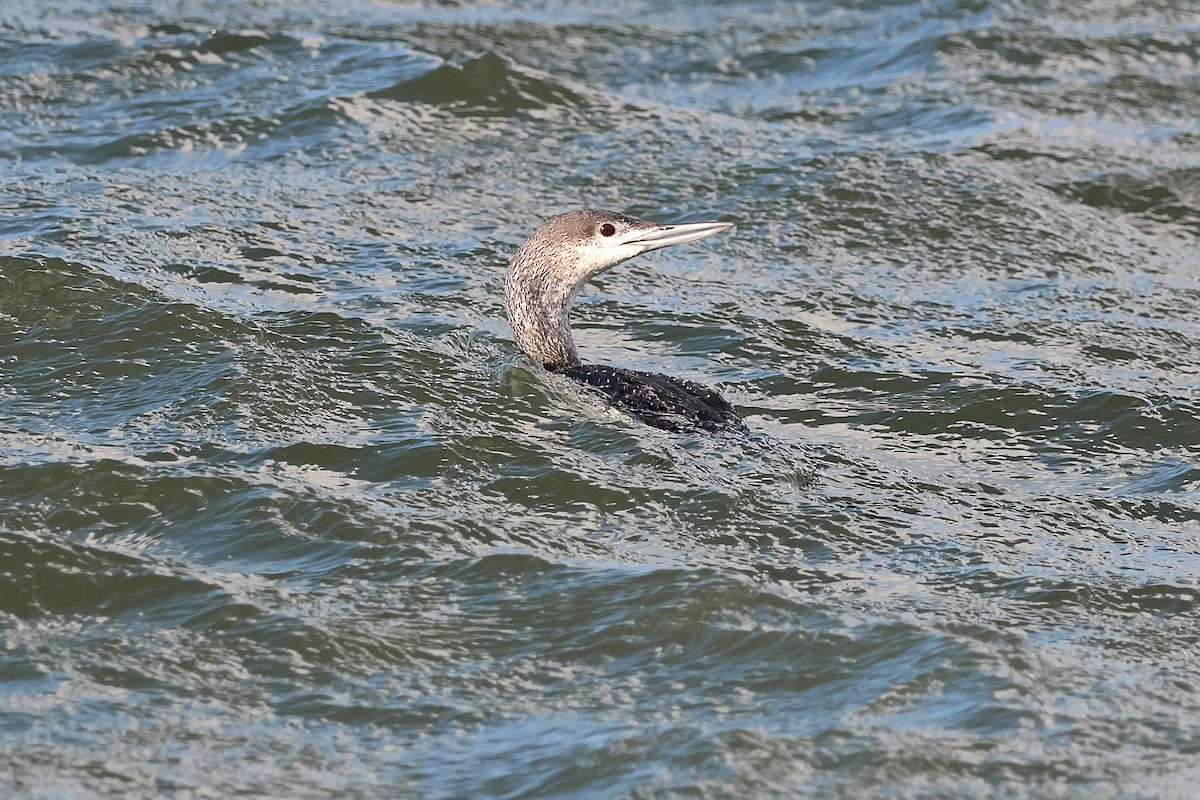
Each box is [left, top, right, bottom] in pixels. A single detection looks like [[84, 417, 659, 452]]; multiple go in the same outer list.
[[2, 0, 1198, 796]]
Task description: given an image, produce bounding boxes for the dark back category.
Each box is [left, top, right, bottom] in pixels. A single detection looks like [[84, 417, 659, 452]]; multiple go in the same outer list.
[[560, 364, 747, 434]]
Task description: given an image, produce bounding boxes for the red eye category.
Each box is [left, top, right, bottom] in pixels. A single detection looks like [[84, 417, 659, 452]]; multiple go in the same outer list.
[[600, 223, 616, 237]]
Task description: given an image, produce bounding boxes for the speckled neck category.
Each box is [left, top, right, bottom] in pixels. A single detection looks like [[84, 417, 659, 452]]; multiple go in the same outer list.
[[504, 209, 725, 371], [504, 242, 584, 370]]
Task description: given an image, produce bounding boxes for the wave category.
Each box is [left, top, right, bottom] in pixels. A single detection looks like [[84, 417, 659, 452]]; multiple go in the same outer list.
[[368, 50, 595, 115]]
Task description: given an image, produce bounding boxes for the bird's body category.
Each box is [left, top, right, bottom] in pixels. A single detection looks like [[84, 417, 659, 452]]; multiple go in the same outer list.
[[561, 363, 746, 433], [505, 209, 744, 433]]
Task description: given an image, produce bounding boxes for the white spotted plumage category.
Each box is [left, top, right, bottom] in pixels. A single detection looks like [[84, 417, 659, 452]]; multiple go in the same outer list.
[[504, 209, 744, 432]]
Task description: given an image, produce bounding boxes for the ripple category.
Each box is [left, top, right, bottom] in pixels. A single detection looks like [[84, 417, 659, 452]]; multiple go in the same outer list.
[[368, 51, 594, 116], [1054, 166, 1200, 237]]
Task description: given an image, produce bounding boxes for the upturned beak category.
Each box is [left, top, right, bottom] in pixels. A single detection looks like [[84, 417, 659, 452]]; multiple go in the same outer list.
[[625, 221, 733, 254]]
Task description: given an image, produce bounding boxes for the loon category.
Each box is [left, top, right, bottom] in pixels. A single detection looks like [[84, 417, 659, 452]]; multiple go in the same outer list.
[[505, 209, 745, 433]]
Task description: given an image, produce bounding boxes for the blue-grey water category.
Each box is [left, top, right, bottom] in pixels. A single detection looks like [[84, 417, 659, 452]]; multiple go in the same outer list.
[[2, 0, 1199, 797]]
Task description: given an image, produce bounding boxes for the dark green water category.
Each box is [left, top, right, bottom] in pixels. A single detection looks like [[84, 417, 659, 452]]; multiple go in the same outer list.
[[2, 0, 1199, 796]]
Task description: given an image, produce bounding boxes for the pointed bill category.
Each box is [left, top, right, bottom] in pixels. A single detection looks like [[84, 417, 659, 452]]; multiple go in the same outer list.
[[624, 221, 733, 254]]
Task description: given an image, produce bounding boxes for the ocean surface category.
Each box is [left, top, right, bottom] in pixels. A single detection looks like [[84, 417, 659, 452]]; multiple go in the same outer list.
[[2, 0, 1198, 797]]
